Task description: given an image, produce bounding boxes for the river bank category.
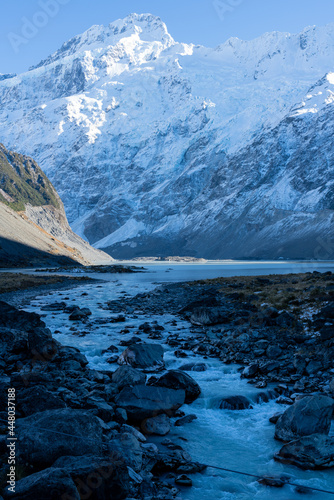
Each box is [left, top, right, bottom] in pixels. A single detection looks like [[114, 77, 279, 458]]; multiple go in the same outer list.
[[2, 266, 334, 499]]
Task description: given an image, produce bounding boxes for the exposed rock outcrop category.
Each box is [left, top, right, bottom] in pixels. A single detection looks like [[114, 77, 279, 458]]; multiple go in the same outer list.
[[0, 143, 112, 267]]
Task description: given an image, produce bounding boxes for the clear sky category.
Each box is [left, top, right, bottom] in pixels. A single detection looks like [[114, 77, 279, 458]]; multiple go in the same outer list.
[[2, 0, 334, 74]]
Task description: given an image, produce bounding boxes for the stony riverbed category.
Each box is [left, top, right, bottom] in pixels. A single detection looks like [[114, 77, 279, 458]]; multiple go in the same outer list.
[[2, 267, 334, 499]]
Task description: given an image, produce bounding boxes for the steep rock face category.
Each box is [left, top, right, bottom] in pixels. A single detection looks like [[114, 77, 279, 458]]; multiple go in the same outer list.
[[0, 143, 60, 212], [1, 15, 334, 258], [171, 76, 334, 259], [0, 144, 112, 266]]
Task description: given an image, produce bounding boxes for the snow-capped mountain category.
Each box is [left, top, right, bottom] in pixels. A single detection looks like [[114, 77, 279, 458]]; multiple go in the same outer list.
[[1, 13, 334, 258]]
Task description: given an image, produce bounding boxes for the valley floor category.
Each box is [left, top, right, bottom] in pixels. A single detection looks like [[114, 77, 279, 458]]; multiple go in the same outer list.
[[1, 267, 334, 499]]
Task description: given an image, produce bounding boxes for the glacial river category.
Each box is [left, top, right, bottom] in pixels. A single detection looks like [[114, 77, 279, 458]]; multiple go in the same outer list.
[[21, 261, 334, 499]]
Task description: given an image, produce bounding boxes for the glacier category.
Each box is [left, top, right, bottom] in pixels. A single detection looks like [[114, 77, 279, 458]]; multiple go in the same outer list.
[[0, 13, 334, 258]]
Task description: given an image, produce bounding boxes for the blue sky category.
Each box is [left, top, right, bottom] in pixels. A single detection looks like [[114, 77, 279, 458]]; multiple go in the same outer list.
[[2, 0, 334, 74]]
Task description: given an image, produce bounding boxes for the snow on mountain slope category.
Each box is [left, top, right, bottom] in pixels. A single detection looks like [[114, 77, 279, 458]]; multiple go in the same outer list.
[[0, 14, 334, 258]]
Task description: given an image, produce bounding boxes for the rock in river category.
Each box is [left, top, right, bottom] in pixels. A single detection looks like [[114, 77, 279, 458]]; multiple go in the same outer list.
[[112, 365, 146, 390], [151, 369, 201, 403], [179, 362, 207, 372], [275, 395, 334, 442], [115, 385, 185, 421], [219, 395, 252, 410], [275, 434, 334, 470]]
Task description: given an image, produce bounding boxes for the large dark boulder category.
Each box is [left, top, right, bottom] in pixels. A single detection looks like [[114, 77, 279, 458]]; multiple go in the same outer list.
[[318, 303, 334, 320], [275, 434, 334, 470], [151, 448, 194, 474], [275, 395, 334, 442], [242, 364, 259, 379], [118, 343, 164, 371], [57, 345, 89, 367], [3, 468, 79, 500], [151, 370, 201, 404], [0, 301, 44, 331], [218, 395, 252, 410], [53, 455, 130, 499], [107, 433, 143, 471], [0, 327, 27, 356], [112, 365, 146, 390], [16, 409, 103, 467], [115, 385, 185, 421], [179, 362, 207, 372], [17, 386, 66, 416], [69, 307, 92, 321], [5, 455, 131, 500], [28, 327, 56, 358]]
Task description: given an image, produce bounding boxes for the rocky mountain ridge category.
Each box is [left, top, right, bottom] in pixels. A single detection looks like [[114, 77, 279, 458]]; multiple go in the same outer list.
[[0, 14, 334, 258], [0, 144, 112, 266]]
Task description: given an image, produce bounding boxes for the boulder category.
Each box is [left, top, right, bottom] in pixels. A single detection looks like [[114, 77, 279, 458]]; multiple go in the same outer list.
[[142, 414, 171, 436], [319, 303, 334, 320], [107, 433, 142, 472], [84, 397, 115, 422], [41, 302, 67, 312], [18, 386, 66, 416], [151, 370, 201, 403], [190, 307, 231, 326], [112, 366, 146, 390], [269, 412, 283, 424], [305, 359, 322, 375], [275, 434, 334, 470], [175, 475, 192, 486], [53, 455, 130, 499], [57, 345, 89, 367], [69, 307, 92, 321], [219, 396, 252, 410], [275, 395, 334, 442], [293, 355, 306, 375], [16, 409, 103, 467], [179, 362, 207, 372], [0, 327, 28, 357], [175, 414, 197, 426], [118, 344, 164, 371], [0, 301, 44, 332], [255, 390, 278, 404], [3, 468, 79, 500], [115, 385, 185, 421], [276, 311, 296, 328], [102, 345, 118, 355], [266, 345, 282, 359], [151, 448, 193, 474], [320, 325, 334, 341], [28, 327, 56, 358], [119, 336, 141, 346], [121, 424, 146, 443], [242, 364, 259, 379]]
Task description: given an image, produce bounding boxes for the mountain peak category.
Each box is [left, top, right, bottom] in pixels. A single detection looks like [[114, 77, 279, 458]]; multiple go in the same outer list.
[[30, 13, 174, 71]]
